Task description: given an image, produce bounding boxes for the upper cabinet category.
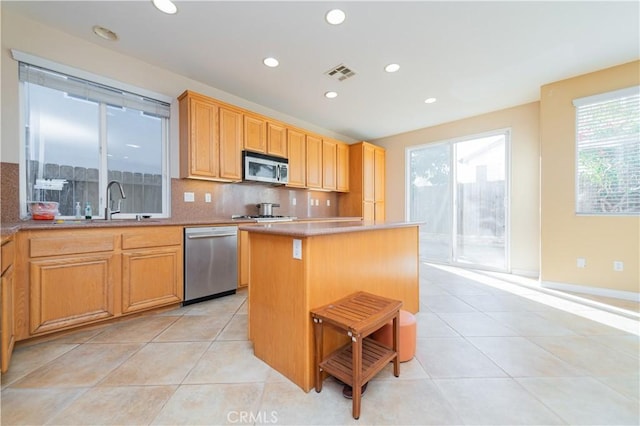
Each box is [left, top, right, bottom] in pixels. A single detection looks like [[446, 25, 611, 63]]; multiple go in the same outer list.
[[339, 142, 385, 221], [179, 91, 219, 179], [266, 121, 288, 158], [336, 142, 350, 192], [307, 137, 349, 192], [306, 135, 323, 189], [219, 106, 243, 181], [178, 91, 242, 182], [244, 116, 287, 158], [243, 113, 267, 154], [322, 139, 337, 191], [179, 90, 350, 192], [287, 128, 306, 188]]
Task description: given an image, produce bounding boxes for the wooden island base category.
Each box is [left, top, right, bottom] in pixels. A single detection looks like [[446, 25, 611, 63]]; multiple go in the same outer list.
[[245, 221, 420, 392]]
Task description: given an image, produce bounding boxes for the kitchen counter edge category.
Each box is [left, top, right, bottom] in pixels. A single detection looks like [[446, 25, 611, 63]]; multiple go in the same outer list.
[[239, 220, 422, 237], [0, 216, 362, 238]]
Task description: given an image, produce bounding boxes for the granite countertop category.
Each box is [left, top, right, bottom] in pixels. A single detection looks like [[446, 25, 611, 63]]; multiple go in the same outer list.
[[0, 216, 361, 239], [239, 220, 421, 237]]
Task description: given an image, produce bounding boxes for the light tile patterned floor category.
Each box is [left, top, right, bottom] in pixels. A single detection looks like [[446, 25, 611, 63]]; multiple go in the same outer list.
[[1, 264, 638, 425]]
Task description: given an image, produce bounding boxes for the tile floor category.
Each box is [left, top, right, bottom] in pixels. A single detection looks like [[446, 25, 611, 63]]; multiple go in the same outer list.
[[1, 263, 638, 425]]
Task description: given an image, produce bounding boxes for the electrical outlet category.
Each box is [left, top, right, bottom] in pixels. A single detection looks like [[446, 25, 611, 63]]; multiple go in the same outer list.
[[326, 199, 331, 207], [577, 258, 586, 268], [613, 261, 624, 272], [309, 198, 314, 206], [205, 193, 212, 203], [315, 199, 319, 206], [292, 198, 297, 206], [184, 192, 195, 202], [292, 239, 302, 259]]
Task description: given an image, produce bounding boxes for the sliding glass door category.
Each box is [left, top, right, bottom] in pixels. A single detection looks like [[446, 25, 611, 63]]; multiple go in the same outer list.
[[407, 130, 509, 271]]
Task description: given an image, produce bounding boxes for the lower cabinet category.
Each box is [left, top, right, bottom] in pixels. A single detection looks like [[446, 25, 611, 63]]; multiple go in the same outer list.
[[1, 237, 16, 373], [29, 253, 116, 335], [122, 246, 183, 313], [17, 226, 183, 340]]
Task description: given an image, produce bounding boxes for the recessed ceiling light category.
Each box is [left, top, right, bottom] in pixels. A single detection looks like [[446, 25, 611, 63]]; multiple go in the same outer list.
[[424, 97, 437, 104], [324, 91, 338, 99], [325, 9, 346, 25], [92, 25, 118, 41], [384, 63, 400, 73], [152, 0, 177, 14], [263, 57, 279, 68]]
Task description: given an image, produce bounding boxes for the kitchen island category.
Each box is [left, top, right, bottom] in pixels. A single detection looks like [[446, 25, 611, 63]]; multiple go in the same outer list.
[[242, 220, 420, 392]]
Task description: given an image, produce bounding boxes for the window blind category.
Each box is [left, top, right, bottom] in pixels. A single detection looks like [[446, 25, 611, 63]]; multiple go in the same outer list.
[[573, 86, 640, 215], [19, 62, 171, 118]]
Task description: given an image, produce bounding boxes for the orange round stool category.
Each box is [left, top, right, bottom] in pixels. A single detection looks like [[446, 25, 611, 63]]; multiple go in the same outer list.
[[371, 309, 416, 362]]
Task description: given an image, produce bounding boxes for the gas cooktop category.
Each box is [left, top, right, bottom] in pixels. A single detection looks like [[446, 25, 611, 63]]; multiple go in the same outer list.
[[231, 215, 296, 222]]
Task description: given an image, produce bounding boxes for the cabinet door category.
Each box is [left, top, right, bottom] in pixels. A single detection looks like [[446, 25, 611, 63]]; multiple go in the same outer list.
[[122, 246, 183, 314], [374, 148, 385, 203], [322, 139, 337, 190], [1, 264, 15, 373], [336, 142, 349, 192], [363, 201, 375, 222], [219, 106, 243, 181], [287, 129, 306, 188], [306, 135, 323, 189], [244, 114, 266, 153], [267, 122, 287, 158], [363, 144, 376, 202], [185, 96, 219, 178], [29, 254, 116, 335]]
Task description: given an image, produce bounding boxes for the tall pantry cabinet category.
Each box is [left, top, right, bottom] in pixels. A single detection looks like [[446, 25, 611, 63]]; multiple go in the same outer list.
[[339, 142, 386, 221]]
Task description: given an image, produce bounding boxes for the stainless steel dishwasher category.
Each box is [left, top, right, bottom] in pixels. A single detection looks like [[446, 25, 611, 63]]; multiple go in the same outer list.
[[184, 226, 238, 305]]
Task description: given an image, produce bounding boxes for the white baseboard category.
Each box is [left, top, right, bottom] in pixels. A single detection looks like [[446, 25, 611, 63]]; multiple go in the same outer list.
[[541, 280, 640, 302], [511, 269, 539, 278]]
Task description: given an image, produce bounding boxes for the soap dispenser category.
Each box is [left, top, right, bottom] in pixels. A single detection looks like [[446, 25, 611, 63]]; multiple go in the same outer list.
[[84, 202, 92, 219], [74, 201, 82, 219]]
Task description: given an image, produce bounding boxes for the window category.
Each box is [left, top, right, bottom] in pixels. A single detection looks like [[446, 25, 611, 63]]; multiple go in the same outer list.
[[19, 60, 171, 219], [574, 86, 640, 215]]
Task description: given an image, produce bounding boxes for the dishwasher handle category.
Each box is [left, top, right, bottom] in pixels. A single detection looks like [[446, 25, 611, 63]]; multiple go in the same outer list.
[[187, 232, 237, 239]]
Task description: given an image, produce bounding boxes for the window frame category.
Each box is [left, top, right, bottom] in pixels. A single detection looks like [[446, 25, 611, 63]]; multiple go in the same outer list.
[[13, 50, 172, 219], [573, 85, 640, 216]]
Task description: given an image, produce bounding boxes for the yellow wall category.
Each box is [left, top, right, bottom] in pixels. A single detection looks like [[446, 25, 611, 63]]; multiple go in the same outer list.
[[540, 61, 640, 294], [372, 102, 541, 276]]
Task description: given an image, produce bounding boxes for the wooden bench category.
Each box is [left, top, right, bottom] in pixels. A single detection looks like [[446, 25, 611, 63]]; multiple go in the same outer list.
[[310, 291, 402, 419]]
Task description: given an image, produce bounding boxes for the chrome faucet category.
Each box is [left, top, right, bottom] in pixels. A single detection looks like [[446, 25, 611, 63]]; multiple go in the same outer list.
[[105, 180, 126, 220]]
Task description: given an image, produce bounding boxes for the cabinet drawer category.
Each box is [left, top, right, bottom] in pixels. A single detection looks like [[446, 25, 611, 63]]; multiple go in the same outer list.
[[121, 227, 182, 250], [1, 239, 15, 275], [30, 234, 115, 258]]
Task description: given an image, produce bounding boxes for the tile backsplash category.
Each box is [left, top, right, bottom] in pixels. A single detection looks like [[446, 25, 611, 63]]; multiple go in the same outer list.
[[1, 162, 340, 222], [171, 178, 338, 220]]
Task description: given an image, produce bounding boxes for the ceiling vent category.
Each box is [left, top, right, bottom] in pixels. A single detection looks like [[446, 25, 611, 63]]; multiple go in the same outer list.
[[325, 64, 356, 82]]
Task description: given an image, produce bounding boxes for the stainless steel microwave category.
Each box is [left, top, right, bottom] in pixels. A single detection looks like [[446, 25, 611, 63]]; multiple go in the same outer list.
[[243, 151, 288, 185]]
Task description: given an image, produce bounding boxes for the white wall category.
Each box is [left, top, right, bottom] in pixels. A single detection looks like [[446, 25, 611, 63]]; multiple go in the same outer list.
[[0, 8, 355, 176]]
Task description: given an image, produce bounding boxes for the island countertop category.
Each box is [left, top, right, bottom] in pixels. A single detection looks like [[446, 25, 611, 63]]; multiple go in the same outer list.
[[239, 220, 421, 237]]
